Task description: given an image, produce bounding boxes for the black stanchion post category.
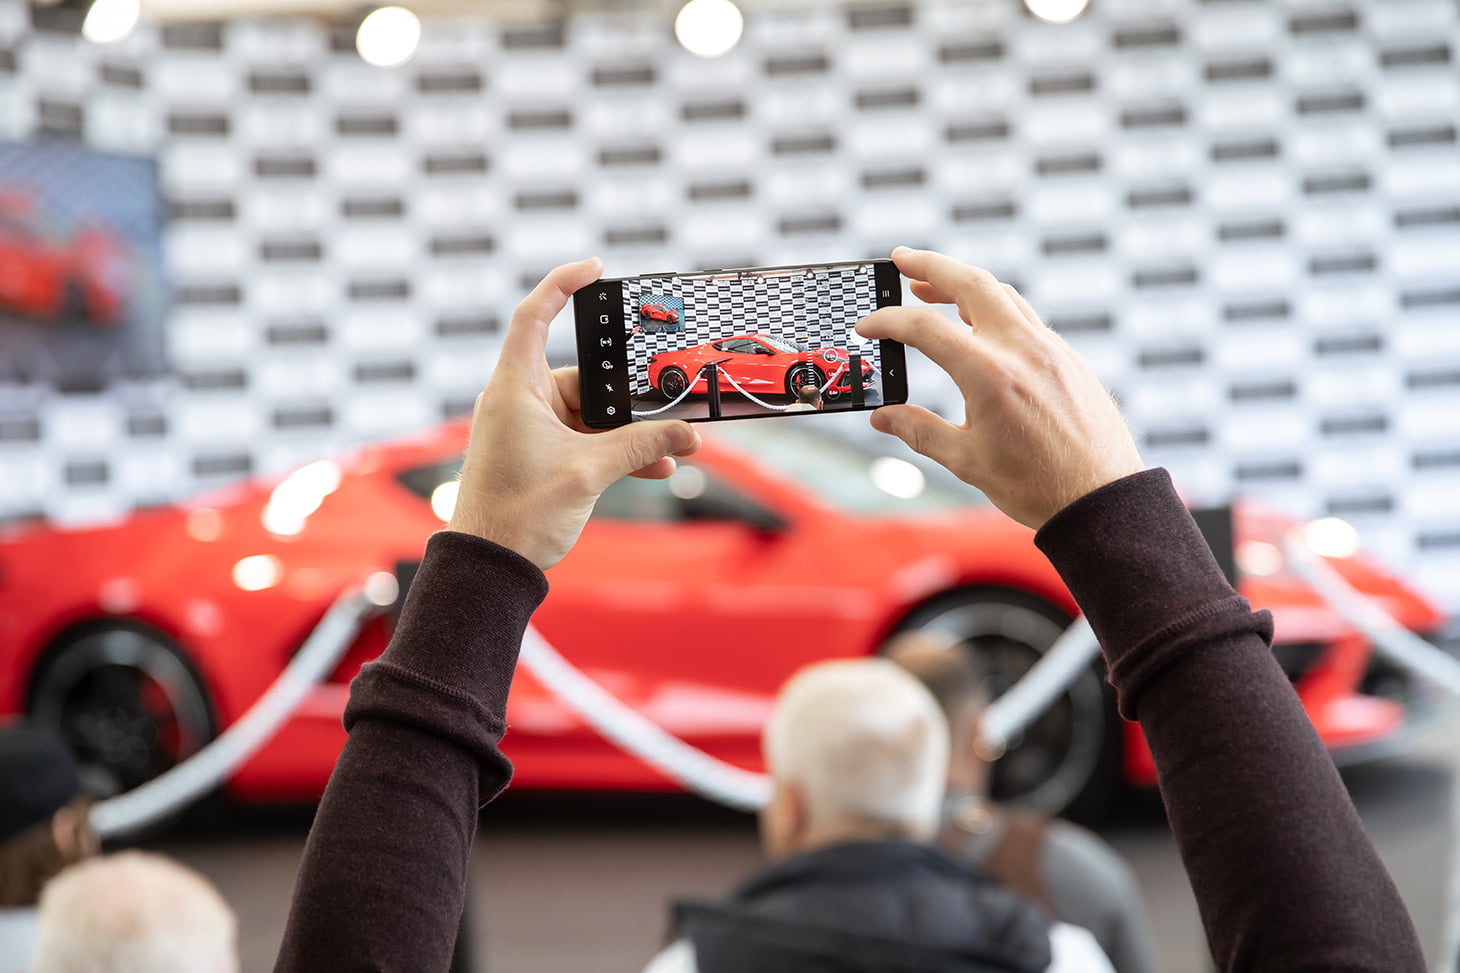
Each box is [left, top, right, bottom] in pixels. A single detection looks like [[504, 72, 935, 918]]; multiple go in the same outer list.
[[707, 361, 722, 419], [849, 352, 864, 409]]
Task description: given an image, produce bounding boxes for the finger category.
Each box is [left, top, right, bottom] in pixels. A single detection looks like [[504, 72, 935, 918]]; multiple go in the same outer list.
[[909, 279, 957, 306], [499, 258, 604, 370], [629, 457, 678, 480], [857, 305, 985, 375], [891, 247, 1025, 335], [1001, 283, 1043, 328], [591, 420, 701, 490], [868, 404, 968, 468], [554, 366, 582, 411]]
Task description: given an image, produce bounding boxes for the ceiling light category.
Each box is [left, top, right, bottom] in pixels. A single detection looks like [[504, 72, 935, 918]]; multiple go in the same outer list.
[[675, 0, 744, 58], [82, 0, 140, 44], [356, 6, 421, 68], [1024, 0, 1089, 24]]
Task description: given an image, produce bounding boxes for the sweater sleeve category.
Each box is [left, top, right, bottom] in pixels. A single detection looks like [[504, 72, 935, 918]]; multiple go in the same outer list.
[[274, 530, 548, 973], [1035, 469, 1424, 973]]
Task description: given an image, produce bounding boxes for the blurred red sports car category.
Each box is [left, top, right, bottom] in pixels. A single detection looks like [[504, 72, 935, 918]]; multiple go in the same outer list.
[[0, 421, 1445, 818], [648, 334, 875, 401], [0, 194, 131, 326], [640, 303, 680, 325]]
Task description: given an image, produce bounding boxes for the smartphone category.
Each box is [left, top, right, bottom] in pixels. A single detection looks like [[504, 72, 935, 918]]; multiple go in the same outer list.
[[574, 259, 907, 429]]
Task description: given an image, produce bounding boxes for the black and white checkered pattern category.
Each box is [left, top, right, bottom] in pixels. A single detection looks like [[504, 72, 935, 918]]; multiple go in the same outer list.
[[0, 0, 1457, 610], [622, 265, 879, 392]]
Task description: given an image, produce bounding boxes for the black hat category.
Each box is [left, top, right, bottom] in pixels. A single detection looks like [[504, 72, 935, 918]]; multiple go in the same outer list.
[[0, 726, 82, 844]]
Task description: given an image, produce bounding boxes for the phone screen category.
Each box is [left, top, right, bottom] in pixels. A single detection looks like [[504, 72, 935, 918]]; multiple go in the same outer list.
[[574, 259, 906, 428]]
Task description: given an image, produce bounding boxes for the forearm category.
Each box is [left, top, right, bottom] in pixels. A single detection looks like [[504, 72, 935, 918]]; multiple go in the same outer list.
[[1037, 470, 1423, 972], [275, 531, 548, 972]]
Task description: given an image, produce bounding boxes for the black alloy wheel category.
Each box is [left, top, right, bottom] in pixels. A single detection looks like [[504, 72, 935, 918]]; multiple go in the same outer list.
[[659, 366, 689, 399], [784, 363, 826, 398], [27, 625, 216, 799], [893, 589, 1120, 821]]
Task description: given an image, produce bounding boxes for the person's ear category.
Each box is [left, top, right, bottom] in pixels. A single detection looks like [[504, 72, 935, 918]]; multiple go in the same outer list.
[[758, 781, 808, 860], [50, 805, 78, 857]]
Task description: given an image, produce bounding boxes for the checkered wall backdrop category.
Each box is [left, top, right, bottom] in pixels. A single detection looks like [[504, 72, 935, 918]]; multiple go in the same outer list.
[[622, 266, 879, 393], [0, 0, 1458, 609]]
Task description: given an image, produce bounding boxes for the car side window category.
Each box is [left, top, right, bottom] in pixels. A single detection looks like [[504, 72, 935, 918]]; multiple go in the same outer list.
[[592, 475, 682, 522]]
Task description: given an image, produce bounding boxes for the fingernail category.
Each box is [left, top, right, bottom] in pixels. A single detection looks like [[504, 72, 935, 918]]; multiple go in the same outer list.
[[891, 246, 911, 256], [668, 424, 698, 452]]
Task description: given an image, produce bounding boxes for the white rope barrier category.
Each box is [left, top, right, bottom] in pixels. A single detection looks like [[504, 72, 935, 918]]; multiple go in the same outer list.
[[517, 625, 774, 811], [630, 376, 699, 417], [90, 587, 374, 838], [978, 617, 1101, 753], [1282, 532, 1460, 696]]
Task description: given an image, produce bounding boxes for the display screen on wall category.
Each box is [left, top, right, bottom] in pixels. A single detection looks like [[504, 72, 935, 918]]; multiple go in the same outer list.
[[0, 140, 166, 387]]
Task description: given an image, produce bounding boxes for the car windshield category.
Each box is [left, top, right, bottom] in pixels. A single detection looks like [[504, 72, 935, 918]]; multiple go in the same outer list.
[[708, 421, 986, 515]]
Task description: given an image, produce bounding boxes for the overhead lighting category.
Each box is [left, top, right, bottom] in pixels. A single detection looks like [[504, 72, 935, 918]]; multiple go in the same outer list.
[[1024, 0, 1089, 24], [81, 0, 140, 43], [356, 5, 421, 68], [675, 0, 744, 58]]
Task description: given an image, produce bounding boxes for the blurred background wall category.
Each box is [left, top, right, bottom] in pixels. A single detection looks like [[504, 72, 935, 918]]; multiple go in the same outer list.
[[0, 0, 1457, 608]]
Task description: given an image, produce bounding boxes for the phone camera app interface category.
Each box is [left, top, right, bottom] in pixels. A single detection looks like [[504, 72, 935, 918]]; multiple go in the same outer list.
[[624, 262, 886, 422]]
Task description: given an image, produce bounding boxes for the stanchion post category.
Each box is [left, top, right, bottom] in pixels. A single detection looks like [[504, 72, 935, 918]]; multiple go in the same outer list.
[[849, 353, 864, 409], [706, 361, 722, 419]]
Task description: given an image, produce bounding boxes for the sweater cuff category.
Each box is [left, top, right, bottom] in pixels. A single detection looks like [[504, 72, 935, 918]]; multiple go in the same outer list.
[[1034, 468, 1272, 719], [343, 531, 549, 781]]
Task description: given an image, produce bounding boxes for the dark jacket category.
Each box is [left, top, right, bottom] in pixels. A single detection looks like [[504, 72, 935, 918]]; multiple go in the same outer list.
[[673, 840, 1053, 973]]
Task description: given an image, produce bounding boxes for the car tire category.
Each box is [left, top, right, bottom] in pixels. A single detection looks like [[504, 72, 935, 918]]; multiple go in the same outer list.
[[890, 588, 1121, 822], [26, 624, 217, 802], [659, 366, 689, 399], [61, 282, 89, 325], [784, 364, 826, 398]]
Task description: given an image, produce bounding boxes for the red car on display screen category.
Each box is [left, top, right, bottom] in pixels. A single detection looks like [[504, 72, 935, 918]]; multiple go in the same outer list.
[[640, 303, 680, 325], [0, 194, 132, 327], [0, 420, 1446, 819], [648, 335, 876, 401]]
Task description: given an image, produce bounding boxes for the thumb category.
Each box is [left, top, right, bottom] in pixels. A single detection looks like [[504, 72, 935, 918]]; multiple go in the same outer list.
[[869, 405, 963, 465], [595, 420, 701, 486]]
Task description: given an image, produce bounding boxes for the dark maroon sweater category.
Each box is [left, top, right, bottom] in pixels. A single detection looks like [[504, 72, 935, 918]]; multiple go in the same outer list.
[[274, 468, 1424, 972]]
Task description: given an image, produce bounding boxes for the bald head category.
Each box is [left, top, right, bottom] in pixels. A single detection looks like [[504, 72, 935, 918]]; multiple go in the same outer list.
[[34, 851, 237, 973]]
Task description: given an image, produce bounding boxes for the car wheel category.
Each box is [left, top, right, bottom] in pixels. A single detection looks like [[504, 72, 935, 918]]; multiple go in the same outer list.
[[27, 624, 216, 800], [61, 282, 89, 325], [784, 364, 826, 398], [891, 588, 1120, 821], [659, 367, 689, 399]]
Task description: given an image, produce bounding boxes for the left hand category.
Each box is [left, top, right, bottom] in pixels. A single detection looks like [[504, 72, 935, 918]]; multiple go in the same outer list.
[[448, 258, 702, 569]]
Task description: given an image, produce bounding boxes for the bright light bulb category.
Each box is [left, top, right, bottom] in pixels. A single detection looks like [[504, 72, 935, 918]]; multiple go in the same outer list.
[[1236, 540, 1284, 578], [1302, 517, 1360, 559], [82, 0, 141, 44], [675, 0, 744, 58], [356, 6, 422, 68], [430, 480, 459, 521], [1024, 0, 1090, 24], [232, 555, 284, 592], [870, 457, 926, 500]]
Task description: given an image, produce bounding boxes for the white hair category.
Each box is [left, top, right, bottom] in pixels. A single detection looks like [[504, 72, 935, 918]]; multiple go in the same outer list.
[[764, 658, 950, 836], [32, 851, 238, 973]]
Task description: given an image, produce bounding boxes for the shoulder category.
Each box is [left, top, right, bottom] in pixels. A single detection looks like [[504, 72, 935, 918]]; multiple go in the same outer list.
[[1047, 922, 1116, 973], [642, 938, 697, 973]]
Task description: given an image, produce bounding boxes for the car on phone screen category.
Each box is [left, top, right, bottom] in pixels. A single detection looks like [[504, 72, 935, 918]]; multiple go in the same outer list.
[[640, 303, 680, 325], [647, 334, 876, 401], [0, 194, 132, 327], [0, 420, 1446, 821]]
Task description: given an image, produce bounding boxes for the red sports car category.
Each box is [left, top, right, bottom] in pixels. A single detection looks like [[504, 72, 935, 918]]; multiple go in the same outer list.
[[640, 303, 680, 325], [0, 194, 131, 327], [647, 334, 876, 401], [0, 420, 1445, 819]]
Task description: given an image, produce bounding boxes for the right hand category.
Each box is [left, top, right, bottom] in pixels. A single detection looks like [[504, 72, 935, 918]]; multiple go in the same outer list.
[[855, 247, 1144, 530]]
